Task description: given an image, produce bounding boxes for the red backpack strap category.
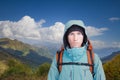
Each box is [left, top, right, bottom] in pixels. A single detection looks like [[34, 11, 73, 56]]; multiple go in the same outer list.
[[87, 40, 95, 76], [56, 48, 64, 73], [87, 50, 94, 73]]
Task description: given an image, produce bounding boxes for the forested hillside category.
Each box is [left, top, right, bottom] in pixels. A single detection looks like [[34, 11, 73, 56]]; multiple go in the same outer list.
[[0, 58, 50, 80], [103, 54, 120, 80]]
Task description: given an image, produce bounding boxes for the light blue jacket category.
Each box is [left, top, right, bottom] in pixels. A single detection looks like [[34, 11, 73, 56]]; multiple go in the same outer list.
[[48, 46, 106, 80]]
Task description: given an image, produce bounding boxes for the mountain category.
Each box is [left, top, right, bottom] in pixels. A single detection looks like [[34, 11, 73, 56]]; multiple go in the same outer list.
[[103, 53, 120, 80], [101, 50, 120, 63], [0, 51, 11, 76], [0, 38, 52, 67], [34, 42, 62, 55], [94, 47, 120, 58]]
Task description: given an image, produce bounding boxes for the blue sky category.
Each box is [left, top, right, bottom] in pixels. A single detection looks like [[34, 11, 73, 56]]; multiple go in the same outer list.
[[0, 0, 120, 57]]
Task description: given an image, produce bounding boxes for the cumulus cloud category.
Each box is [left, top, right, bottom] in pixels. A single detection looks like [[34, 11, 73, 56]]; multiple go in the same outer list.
[[0, 16, 40, 39], [39, 22, 64, 43], [109, 17, 120, 22], [86, 26, 108, 37], [0, 16, 64, 44]]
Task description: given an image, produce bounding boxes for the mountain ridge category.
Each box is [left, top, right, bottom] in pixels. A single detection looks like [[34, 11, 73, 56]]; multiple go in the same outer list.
[[0, 38, 52, 67], [101, 50, 120, 63]]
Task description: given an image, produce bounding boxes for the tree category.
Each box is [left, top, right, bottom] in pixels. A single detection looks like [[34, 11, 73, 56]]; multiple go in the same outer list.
[[36, 63, 51, 77]]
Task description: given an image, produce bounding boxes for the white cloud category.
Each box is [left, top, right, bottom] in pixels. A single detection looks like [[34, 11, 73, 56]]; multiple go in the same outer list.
[[86, 26, 108, 37], [1, 24, 13, 37], [0, 15, 64, 44], [112, 42, 120, 48], [0, 16, 41, 39], [109, 17, 120, 21], [39, 22, 64, 43], [91, 40, 108, 49], [91, 40, 120, 49]]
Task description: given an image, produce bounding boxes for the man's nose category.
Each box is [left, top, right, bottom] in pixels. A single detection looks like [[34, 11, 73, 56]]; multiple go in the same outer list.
[[74, 35, 78, 41]]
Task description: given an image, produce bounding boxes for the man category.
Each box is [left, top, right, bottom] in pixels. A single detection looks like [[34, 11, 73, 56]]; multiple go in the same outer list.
[[48, 20, 106, 80]]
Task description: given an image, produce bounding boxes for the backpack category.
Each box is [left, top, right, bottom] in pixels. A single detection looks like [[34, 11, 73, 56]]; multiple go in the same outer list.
[[56, 40, 95, 77]]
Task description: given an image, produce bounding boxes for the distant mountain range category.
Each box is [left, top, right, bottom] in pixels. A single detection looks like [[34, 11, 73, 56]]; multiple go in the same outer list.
[[94, 47, 120, 58], [101, 50, 120, 63], [0, 38, 53, 67]]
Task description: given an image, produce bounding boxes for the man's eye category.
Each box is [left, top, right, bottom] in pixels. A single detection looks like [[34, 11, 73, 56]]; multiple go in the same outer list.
[[77, 32, 82, 35], [69, 33, 74, 35]]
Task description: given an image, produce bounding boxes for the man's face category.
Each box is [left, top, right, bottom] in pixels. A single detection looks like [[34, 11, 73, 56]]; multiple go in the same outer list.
[[68, 31, 83, 48]]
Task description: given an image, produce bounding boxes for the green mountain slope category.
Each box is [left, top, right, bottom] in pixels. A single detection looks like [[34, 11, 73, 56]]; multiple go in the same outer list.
[[103, 53, 120, 80], [101, 51, 120, 63], [0, 38, 52, 67], [0, 38, 52, 57], [0, 38, 31, 56], [0, 49, 24, 77]]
